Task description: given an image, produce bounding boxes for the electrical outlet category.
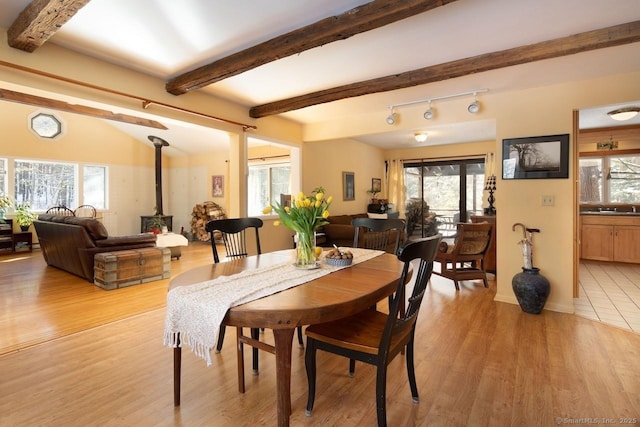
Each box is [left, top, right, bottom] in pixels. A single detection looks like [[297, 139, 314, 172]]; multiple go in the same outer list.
[[541, 195, 554, 206]]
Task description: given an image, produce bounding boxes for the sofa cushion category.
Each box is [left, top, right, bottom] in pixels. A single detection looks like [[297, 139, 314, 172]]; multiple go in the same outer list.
[[62, 216, 109, 240]]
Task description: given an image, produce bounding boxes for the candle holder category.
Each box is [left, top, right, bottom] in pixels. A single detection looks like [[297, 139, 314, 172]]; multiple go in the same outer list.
[[484, 174, 496, 215]]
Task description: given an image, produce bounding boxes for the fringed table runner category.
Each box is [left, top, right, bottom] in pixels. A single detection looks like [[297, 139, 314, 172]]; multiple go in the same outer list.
[[164, 248, 383, 365]]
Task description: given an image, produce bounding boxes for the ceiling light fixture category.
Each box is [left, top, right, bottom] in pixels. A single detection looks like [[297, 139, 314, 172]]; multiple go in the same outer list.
[[386, 109, 398, 125], [414, 132, 428, 143], [607, 107, 640, 121], [387, 89, 488, 122], [423, 101, 435, 120], [467, 93, 480, 114]]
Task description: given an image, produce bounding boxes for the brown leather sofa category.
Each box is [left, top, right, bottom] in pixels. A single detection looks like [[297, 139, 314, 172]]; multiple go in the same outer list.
[[34, 214, 157, 282], [321, 213, 368, 248], [322, 213, 404, 253]]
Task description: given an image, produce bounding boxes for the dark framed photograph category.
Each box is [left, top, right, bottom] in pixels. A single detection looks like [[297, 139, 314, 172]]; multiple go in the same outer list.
[[371, 178, 382, 193], [502, 134, 569, 179], [212, 175, 224, 197], [343, 171, 355, 201]]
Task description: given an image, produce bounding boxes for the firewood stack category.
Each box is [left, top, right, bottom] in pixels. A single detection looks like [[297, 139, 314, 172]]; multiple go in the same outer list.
[[190, 201, 226, 241]]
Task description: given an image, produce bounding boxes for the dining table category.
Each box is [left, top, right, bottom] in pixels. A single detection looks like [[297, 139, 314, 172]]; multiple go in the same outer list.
[[166, 248, 406, 427]]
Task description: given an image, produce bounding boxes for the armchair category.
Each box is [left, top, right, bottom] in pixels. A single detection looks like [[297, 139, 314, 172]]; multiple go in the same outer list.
[[433, 222, 493, 290]]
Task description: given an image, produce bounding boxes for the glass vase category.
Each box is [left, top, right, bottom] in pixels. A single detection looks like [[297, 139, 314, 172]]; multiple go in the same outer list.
[[295, 231, 317, 269]]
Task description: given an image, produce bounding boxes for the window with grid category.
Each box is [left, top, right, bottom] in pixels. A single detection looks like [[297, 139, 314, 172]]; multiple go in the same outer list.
[[579, 154, 640, 203]]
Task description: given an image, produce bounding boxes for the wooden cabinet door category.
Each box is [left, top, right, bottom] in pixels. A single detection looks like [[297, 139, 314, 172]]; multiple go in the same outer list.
[[581, 224, 614, 261], [613, 226, 640, 263]]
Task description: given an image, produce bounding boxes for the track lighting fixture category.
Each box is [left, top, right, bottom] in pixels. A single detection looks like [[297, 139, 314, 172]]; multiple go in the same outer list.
[[467, 93, 480, 114], [423, 101, 434, 120], [386, 109, 398, 125], [607, 107, 640, 121], [386, 89, 488, 124], [414, 132, 428, 143]]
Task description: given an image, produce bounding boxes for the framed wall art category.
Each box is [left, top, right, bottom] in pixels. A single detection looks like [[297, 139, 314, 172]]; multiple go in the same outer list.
[[212, 175, 224, 197], [502, 134, 569, 179], [371, 178, 382, 193], [343, 171, 355, 201]]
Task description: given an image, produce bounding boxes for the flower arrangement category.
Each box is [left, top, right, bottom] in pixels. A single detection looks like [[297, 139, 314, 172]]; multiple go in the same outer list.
[[263, 187, 332, 267]]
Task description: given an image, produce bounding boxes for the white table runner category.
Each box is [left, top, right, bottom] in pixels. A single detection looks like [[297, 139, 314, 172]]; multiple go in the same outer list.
[[163, 248, 383, 365]]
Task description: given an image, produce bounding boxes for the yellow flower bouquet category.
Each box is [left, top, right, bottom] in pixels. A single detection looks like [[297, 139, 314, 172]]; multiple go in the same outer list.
[[263, 187, 332, 268]]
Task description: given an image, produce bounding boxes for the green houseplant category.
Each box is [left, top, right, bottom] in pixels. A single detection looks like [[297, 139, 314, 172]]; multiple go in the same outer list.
[[0, 194, 12, 223], [147, 214, 166, 234], [15, 203, 36, 231]]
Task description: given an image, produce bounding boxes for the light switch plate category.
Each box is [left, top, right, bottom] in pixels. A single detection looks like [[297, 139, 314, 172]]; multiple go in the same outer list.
[[541, 195, 554, 206]]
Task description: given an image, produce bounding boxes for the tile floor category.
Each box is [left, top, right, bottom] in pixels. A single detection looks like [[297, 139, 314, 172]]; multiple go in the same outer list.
[[575, 260, 640, 333]]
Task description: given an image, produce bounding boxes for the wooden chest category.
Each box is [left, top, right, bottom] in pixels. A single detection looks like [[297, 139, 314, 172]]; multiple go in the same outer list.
[[94, 247, 171, 290]]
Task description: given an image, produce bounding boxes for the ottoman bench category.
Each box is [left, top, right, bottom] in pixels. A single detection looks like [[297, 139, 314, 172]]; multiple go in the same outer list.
[[94, 247, 171, 290]]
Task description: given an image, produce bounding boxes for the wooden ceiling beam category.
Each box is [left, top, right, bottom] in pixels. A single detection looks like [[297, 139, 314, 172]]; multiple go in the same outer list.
[[165, 0, 458, 95], [250, 20, 640, 118], [7, 0, 91, 52], [0, 88, 168, 129]]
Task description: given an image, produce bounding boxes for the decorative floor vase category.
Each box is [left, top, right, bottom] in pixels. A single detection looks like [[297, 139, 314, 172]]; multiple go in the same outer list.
[[512, 267, 550, 314], [295, 231, 317, 269]]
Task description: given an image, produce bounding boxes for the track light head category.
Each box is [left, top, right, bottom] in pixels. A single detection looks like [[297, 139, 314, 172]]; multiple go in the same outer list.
[[468, 93, 480, 114], [423, 101, 434, 120], [386, 111, 398, 125]]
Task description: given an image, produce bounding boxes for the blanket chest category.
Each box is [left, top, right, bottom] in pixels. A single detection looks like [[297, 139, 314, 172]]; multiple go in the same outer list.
[[94, 247, 171, 290]]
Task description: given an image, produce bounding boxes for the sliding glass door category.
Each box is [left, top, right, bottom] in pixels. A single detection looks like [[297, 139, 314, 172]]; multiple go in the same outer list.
[[404, 158, 485, 238]]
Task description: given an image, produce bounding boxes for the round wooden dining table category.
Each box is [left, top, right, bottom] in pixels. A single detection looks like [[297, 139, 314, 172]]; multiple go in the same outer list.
[[169, 249, 406, 427]]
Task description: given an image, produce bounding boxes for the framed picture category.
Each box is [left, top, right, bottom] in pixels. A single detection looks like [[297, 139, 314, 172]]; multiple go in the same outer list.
[[502, 134, 569, 179], [343, 171, 355, 201], [371, 178, 382, 193], [212, 175, 224, 197]]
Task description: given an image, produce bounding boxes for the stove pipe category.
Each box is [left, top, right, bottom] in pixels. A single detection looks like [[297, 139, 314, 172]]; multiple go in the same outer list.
[[148, 136, 170, 215]]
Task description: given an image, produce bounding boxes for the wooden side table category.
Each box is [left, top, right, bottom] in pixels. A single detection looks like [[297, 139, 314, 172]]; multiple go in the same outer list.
[[13, 232, 33, 252]]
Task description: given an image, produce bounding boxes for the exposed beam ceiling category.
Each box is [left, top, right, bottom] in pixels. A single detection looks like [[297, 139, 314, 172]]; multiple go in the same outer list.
[[250, 20, 640, 118], [7, 0, 90, 52], [165, 0, 458, 95], [0, 88, 168, 129]]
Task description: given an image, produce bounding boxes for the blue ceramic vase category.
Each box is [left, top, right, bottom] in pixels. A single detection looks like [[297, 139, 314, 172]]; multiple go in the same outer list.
[[512, 267, 550, 314]]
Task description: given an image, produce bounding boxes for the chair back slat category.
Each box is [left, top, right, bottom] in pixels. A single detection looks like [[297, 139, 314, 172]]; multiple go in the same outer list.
[[380, 234, 441, 355], [352, 218, 406, 254], [205, 218, 263, 263]]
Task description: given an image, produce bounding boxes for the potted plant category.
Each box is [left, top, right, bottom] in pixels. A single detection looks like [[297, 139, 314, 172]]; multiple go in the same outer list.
[[0, 194, 12, 224], [366, 188, 379, 203], [148, 214, 165, 234], [15, 203, 36, 231]]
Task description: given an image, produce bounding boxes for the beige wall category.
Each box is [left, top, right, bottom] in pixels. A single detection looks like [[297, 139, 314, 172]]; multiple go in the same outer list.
[[303, 138, 385, 215]]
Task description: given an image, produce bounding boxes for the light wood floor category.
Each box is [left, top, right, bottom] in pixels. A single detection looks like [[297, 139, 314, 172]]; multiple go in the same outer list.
[[1, 244, 639, 426]]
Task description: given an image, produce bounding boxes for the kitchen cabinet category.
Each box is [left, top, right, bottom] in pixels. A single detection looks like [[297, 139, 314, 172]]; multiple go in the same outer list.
[[580, 214, 640, 263]]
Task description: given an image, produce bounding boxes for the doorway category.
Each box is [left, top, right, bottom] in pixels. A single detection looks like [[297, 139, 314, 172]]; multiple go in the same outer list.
[[404, 158, 485, 238], [575, 101, 640, 333]]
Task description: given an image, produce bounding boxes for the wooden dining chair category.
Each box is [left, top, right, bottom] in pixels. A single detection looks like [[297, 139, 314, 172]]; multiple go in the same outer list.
[[74, 204, 97, 218], [204, 217, 303, 392], [304, 234, 442, 427], [45, 206, 75, 216], [352, 217, 406, 254], [433, 222, 493, 290], [352, 217, 409, 321]]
